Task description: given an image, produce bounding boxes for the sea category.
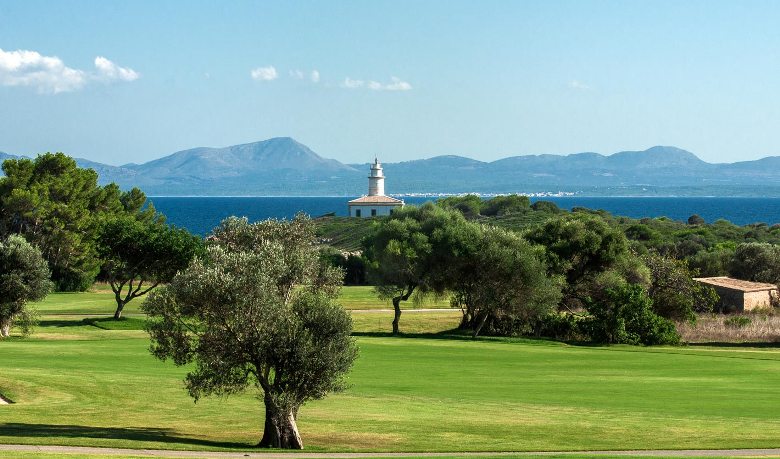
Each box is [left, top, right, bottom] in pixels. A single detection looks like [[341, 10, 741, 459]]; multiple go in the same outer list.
[[147, 196, 780, 236]]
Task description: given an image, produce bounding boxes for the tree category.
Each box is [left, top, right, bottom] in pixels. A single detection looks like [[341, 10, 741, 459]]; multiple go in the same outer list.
[[97, 216, 204, 319], [143, 216, 357, 449], [728, 242, 780, 284], [0, 235, 53, 338], [687, 214, 706, 225], [480, 194, 531, 217], [526, 213, 629, 308], [436, 194, 482, 218], [642, 252, 717, 322], [448, 226, 562, 337], [363, 204, 465, 334], [0, 153, 155, 291]]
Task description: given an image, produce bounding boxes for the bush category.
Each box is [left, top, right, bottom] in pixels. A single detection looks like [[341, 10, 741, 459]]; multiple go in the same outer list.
[[535, 312, 588, 341], [583, 284, 680, 345]]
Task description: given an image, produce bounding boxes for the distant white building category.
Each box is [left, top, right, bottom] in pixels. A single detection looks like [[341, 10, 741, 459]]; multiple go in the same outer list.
[[348, 158, 404, 217]]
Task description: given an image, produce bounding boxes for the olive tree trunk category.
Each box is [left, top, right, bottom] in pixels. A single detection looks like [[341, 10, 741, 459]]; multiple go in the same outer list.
[[0, 318, 10, 338], [258, 398, 303, 449]]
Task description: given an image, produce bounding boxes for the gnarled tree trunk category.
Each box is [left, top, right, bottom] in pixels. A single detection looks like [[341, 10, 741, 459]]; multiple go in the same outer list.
[[258, 398, 303, 449]]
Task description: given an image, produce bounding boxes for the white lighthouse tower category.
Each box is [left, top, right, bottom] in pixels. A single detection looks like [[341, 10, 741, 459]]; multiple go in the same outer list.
[[348, 157, 404, 218], [368, 157, 385, 196]]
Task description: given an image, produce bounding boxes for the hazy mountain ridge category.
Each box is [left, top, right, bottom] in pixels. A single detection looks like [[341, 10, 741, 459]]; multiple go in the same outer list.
[[3, 139, 780, 196]]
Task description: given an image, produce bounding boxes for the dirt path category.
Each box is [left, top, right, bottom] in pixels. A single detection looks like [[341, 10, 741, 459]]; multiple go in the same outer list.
[[1, 445, 779, 458]]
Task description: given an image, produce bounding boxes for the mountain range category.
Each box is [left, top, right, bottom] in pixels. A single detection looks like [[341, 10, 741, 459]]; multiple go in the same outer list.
[[3, 138, 780, 196]]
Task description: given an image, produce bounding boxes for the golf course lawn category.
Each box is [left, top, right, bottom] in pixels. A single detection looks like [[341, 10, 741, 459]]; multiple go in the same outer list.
[[1, 291, 779, 454], [31, 286, 451, 315]]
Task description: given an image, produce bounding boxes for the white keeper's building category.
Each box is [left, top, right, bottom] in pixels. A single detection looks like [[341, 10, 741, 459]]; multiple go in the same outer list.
[[348, 158, 404, 218]]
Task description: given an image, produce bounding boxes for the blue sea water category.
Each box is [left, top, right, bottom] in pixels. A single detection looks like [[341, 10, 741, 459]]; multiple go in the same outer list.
[[148, 196, 780, 236]]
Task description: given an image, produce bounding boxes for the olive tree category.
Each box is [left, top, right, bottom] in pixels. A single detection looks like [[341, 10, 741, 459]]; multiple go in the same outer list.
[[0, 235, 53, 338], [448, 226, 562, 337], [143, 216, 357, 449]]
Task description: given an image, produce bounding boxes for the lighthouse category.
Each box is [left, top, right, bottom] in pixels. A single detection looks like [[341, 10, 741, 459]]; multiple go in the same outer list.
[[368, 157, 385, 196], [348, 158, 404, 218]]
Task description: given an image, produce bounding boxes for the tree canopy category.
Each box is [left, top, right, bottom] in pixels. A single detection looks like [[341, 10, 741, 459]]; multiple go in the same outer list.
[[143, 216, 357, 449], [447, 225, 562, 337], [0, 235, 53, 338], [0, 153, 161, 291], [363, 203, 466, 334], [97, 215, 204, 319]]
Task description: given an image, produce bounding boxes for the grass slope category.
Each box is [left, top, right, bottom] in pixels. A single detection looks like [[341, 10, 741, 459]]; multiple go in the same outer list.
[[1, 315, 779, 453]]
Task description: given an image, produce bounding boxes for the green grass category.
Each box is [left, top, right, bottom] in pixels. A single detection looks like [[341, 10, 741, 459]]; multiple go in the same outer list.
[[338, 286, 451, 310], [1, 312, 779, 453], [0, 454, 771, 459], [33, 286, 451, 316]]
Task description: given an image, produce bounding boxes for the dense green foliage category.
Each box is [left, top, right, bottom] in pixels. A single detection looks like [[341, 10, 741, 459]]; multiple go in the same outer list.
[[0, 235, 53, 337], [442, 226, 562, 337], [363, 204, 466, 334], [583, 284, 680, 345], [143, 216, 357, 449], [727, 242, 780, 284], [97, 215, 204, 319], [0, 153, 162, 291], [643, 252, 717, 322], [437, 193, 532, 217]]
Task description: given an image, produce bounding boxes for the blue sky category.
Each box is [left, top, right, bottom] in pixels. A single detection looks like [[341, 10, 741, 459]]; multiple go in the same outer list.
[[1, 0, 779, 165]]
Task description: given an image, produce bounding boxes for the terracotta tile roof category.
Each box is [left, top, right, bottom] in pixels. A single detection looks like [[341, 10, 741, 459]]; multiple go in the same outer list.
[[347, 195, 404, 205], [694, 277, 778, 292]]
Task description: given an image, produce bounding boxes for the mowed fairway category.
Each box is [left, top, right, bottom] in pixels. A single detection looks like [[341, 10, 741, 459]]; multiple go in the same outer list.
[[31, 286, 451, 315], [0, 291, 779, 453]]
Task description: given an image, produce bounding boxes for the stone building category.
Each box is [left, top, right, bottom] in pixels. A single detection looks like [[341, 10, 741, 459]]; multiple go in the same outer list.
[[348, 158, 404, 218], [694, 277, 779, 312]]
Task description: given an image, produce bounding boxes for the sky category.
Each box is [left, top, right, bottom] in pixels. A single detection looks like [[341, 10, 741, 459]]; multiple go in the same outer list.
[[1, 0, 780, 166]]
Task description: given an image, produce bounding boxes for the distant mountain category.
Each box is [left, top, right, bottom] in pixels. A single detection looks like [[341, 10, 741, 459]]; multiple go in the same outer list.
[[4, 139, 780, 196]]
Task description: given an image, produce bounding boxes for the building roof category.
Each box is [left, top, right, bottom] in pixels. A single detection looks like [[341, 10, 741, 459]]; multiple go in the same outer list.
[[694, 277, 778, 292], [347, 195, 404, 206]]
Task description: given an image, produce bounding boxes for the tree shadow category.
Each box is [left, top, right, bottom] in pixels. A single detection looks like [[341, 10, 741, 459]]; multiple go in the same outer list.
[[0, 423, 250, 449], [37, 319, 89, 328]]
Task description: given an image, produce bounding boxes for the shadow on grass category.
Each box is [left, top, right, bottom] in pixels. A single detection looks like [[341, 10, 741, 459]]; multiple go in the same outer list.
[[351, 330, 567, 346], [0, 423, 250, 449], [37, 319, 89, 328]]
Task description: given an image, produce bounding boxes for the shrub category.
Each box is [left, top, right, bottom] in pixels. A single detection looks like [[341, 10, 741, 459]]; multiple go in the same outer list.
[[583, 284, 680, 345]]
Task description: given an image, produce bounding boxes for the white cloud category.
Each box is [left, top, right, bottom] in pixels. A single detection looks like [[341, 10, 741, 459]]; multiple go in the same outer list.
[[569, 80, 591, 91], [289, 69, 305, 80], [310, 70, 320, 83], [384, 76, 412, 91], [94, 56, 140, 82], [251, 66, 278, 81], [343, 76, 412, 91], [342, 77, 364, 89], [0, 48, 139, 94]]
